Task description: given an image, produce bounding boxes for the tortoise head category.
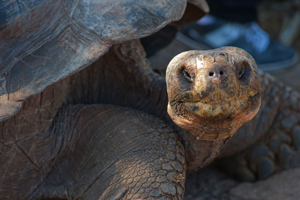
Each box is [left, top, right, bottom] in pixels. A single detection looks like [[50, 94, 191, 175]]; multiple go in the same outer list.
[[166, 47, 261, 141]]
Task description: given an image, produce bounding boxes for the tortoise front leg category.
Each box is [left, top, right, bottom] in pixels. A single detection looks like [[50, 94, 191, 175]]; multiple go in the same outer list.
[[33, 104, 186, 199]]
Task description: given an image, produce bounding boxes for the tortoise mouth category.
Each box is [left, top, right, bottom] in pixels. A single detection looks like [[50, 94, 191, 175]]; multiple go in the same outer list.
[[175, 88, 258, 104], [179, 93, 260, 117]]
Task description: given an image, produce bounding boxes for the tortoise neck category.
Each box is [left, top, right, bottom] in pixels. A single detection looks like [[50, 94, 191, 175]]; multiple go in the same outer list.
[[66, 40, 170, 122], [177, 128, 230, 172], [65, 39, 230, 172]]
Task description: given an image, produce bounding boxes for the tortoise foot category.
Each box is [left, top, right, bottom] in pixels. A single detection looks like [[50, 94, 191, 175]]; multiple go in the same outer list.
[[218, 138, 297, 181]]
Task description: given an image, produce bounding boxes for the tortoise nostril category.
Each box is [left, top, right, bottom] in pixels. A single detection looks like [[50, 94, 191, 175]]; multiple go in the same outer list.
[[209, 72, 214, 76], [220, 71, 224, 75]]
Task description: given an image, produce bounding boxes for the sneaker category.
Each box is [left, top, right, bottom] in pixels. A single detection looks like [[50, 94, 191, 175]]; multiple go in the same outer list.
[[177, 15, 299, 72]]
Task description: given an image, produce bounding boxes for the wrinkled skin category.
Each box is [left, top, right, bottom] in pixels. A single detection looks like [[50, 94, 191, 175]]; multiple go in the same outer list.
[[0, 40, 261, 199]]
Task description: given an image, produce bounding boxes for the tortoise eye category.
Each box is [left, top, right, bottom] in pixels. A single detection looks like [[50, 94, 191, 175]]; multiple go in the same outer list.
[[236, 61, 251, 82], [183, 68, 193, 82], [238, 67, 245, 79]]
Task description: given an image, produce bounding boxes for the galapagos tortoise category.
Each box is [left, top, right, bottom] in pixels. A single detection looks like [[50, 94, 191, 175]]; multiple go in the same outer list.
[[0, 0, 263, 199], [0, 38, 261, 199], [0, 0, 298, 199]]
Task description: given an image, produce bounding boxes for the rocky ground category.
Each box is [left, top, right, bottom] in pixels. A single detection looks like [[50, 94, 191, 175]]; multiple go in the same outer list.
[[148, 1, 300, 198]]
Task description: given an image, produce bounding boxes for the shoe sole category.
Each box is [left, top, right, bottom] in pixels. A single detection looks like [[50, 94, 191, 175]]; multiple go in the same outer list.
[[258, 52, 299, 73]]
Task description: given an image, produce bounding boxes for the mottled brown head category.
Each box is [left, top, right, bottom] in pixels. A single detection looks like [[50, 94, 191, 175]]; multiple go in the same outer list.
[[166, 47, 261, 141]]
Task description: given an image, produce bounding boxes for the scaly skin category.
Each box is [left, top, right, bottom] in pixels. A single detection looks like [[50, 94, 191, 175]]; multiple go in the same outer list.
[[30, 105, 187, 199], [0, 40, 261, 199]]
